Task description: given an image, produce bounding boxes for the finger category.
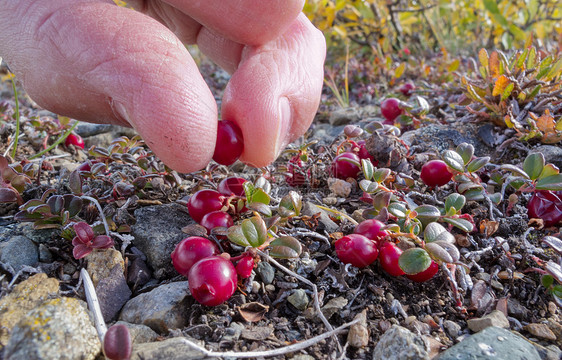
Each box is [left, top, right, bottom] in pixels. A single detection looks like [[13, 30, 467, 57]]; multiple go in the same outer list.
[[129, 0, 304, 46], [221, 14, 326, 168], [0, 1, 218, 173]]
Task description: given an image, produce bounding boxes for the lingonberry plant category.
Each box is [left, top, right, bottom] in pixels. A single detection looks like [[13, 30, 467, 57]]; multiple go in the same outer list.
[[72, 221, 114, 259], [0, 155, 31, 205], [213, 120, 244, 166], [420, 160, 453, 187]]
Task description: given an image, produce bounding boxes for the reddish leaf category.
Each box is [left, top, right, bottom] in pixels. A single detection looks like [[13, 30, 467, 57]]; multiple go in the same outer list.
[[92, 235, 114, 249], [73, 244, 93, 259], [74, 222, 94, 243]]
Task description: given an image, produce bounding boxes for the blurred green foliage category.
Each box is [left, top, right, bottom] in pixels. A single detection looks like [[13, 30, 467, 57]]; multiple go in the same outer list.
[[303, 0, 561, 55]]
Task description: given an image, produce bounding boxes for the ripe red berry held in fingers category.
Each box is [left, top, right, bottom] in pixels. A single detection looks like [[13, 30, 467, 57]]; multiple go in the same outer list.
[[65, 133, 85, 149], [188, 256, 237, 306], [420, 160, 453, 187], [335, 234, 379, 268], [380, 98, 404, 123], [379, 242, 405, 276], [171, 236, 219, 276], [354, 219, 388, 246], [406, 260, 439, 282], [187, 189, 225, 223], [213, 120, 244, 166], [236, 255, 255, 279], [527, 190, 562, 227], [200, 211, 234, 233], [331, 152, 361, 179], [217, 177, 248, 196], [399, 82, 415, 97]]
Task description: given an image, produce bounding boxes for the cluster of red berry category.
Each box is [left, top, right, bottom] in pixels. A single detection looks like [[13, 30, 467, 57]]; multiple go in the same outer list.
[[335, 219, 438, 282], [171, 236, 254, 306]]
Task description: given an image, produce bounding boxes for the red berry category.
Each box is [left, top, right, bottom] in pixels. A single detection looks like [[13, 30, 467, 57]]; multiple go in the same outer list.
[[200, 211, 233, 233], [379, 242, 405, 276], [527, 190, 562, 227], [236, 255, 254, 279], [213, 120, 244, 165], [331, 152, 361, 179], [420, 160, 453, 187], [335, 234, 379, 268], [65, 133, 85, 149], [356, 140, 376, 164], [103, 324, 132, 360], [406, 260, 439, 282], [354, 219, 388, 247], [171, 236, 219, 276], [286, 155, 308, 186], [188, 256, 237, 306], [217, 177, 247, 196], [187, 189, 225, 223], [380, 98, 403, 123], [398, 83, 415, 97]]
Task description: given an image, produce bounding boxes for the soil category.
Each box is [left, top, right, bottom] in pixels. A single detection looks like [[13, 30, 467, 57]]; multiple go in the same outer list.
[[0, 56, 561, 360]]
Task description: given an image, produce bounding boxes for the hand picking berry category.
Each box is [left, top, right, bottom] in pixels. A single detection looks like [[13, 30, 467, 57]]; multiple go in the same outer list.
[[213, 120, 244, 166]]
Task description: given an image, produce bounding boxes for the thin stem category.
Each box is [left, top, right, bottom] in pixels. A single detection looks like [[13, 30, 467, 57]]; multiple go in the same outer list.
[[80, 268, 107, 341], [316, 205, 358, 226], [179, 318, 359, 358], [29, 121, 80, 160], [10, 78, 20, 160], [81, 195, 110, 236]]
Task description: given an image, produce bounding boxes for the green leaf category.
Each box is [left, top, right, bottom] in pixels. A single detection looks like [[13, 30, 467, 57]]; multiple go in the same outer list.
[[442, 217, 474, 232], [269, 236, 302, 259], [247, 202, 272, 217], [535, 174, 562, 191], [466, 157, 490, 173], [456, 143, 474, 165], [399, 248, 431, 275], [243, 182, 271, 206], [414, 205, 441, 225], [415, 96, 430, 116], [523, 153, 545, 180], [425, 242, 453, 263], [500, 164, 530, 178], [388, 202, 408, 218], [552, 285, 562, 299], [373, 192, 392, 211], [278, 191, 302, 217], [442, 150, 464, 173], [227, 215, 268, 248], [359, 179, 379, 193], [424, 222, 447, 243], [373, 168, 391, 184], [463, 188, 486, 201], [445, 193, 466, 214], [501, 83, 514, 101], [542, 274, 554, 288], [539, 164, 559, 180], [361, 159, 375, 181], [489, 193, 503, 204]]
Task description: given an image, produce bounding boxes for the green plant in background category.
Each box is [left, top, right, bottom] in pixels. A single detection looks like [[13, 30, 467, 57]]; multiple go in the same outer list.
[[462, 43, 562, 142]]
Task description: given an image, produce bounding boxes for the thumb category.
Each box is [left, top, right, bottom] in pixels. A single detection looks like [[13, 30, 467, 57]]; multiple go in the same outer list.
[[0, 1, 217, 173]]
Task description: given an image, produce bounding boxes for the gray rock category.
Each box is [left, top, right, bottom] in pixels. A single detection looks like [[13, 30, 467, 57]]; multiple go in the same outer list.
[[119, 281, 191, 334], [0, 235, 38, 271], [329, 107, 360, 126], [531, 145, 562, 170], [287, 289, 309, 311], [443, 320, 462, 339], [113, 321, 159, 344], [96, 264, 132, 322], [4, 297, 100, 360], [321, 297, 348, 320], [255, 261, 275, 284], [38, 244, 53, 263], [302, 201, 339, 232], [401, 123, 492, 157], [130, 337, 211, 360], [437, 326, 541, 360], [0, 273, 59, 347], [467, 310, 510, 332], [19, 224, 57, 244], [131, 203, 194, 279], [372, 325, 429, 360]]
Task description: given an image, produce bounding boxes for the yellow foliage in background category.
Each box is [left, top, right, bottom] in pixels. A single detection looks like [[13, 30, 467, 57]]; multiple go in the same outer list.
[[303, 0, 562, 54]]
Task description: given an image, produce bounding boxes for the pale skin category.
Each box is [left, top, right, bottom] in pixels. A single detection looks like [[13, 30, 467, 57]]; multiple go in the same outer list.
[[0, 0, 326, 172]]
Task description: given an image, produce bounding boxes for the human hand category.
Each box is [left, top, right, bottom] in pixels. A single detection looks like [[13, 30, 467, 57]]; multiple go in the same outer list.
[[0, 0, 326, 172]]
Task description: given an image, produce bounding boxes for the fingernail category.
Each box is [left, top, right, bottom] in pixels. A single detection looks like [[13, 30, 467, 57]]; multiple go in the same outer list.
[[274, 97, 292, 158], [110, 99, 132, 126]]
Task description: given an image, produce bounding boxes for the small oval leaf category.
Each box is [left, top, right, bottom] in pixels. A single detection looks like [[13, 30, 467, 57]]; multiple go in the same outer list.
[[442, 150, 464, 173], [399, 248, 431, 275], [425, 242, 453, 263], [424, 222, 448, 243], [523, 153, 545, 180], [456, 143, 474, 165], [269, 236, 302, 259]]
